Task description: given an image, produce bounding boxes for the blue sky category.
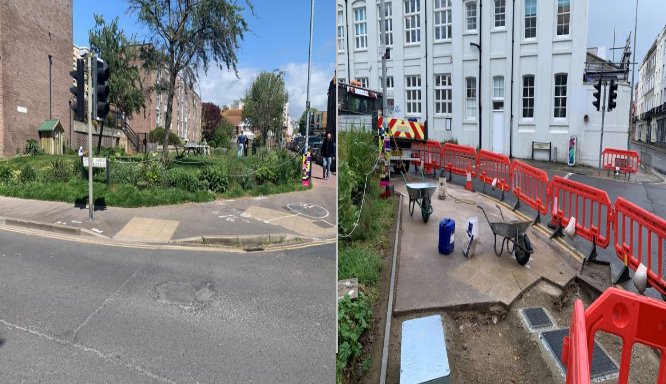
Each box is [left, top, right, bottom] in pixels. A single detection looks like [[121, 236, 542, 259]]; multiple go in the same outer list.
[[73, 0, 335, 120]]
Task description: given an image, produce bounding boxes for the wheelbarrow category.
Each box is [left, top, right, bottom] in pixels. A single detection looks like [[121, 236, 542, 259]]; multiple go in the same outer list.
[[405, 182, 437, 223], [479, 205, 534, 265]]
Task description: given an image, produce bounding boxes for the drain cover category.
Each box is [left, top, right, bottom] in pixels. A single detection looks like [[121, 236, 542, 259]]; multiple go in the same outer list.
[[522, 307, 553, 329], [541, 328, 618, 380], [154, 281, 215, 309]]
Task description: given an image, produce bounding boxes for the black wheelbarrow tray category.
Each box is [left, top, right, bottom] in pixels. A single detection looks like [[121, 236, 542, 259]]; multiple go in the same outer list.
[[478, 205, 534, 265], [405, 182, 437, 223]]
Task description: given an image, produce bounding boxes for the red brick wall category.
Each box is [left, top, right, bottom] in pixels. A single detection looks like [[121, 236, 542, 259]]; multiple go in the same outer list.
[[0, 0, 73, 157]]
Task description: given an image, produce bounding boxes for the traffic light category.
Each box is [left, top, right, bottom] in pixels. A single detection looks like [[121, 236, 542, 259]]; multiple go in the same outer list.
[[92, 58, 110, 121], [69, 58, 85, 121], [592, 80, 602, 111], [608, 79, 618, 112]]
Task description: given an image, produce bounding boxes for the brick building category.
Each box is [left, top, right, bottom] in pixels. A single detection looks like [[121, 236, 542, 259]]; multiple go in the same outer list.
[[126, 62, 202, 148], [0, 0, 73, 157]]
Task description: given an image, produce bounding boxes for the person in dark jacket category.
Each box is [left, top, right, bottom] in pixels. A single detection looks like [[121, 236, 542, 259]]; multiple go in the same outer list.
[[320, 132, 335, 179]]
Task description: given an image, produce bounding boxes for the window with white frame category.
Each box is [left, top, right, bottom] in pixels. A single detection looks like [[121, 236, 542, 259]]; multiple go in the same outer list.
[[434, 73, 452, 115], [493, 76, 504, 110], [466, 77, 477, 119], [466, 2, 477, 32], [337, 10, 345, 52], [494, 0, 506, 28], [356, 77, 369, 88], [404, 0, 421, 44], [554, 73, 568, 118], [524, 0, 537, 39], [378, 75, 394, 89], [353, 6, 368, 50], [556, 0, 570, 36], [434, 0, 452, 41], [522, 75, 535, 118], [377, 2, 393, 46], [405, 75, 422, 115]]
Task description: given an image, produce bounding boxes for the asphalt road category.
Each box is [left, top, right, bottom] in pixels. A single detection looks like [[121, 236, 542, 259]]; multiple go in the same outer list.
[[0, 231, 335, 383]]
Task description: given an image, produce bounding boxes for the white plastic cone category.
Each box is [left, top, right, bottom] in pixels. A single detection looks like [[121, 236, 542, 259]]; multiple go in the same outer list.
[[634, 263, 648, 294], [563, 217, 576, 239]]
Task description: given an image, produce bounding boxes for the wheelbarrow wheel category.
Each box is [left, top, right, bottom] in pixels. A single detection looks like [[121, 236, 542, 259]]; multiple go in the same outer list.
[[515, 233, 533, 265], [421, 196, 432, 223], [409, 198, 415, 216]]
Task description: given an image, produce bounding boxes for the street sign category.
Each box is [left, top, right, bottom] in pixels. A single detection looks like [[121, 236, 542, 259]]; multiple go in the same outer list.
[[82, 157, 108, 168]]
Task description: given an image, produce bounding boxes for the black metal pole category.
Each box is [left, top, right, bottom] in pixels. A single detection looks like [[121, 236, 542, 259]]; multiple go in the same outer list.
[[48, 54, 52, 119]]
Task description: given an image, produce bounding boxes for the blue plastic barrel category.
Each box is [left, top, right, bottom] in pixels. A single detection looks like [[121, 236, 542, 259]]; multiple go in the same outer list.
[[439, 218, 455, 255]]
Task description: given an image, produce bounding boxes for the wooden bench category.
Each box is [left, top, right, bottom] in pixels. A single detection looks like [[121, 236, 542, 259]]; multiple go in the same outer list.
[[532, 141, 552, 162]]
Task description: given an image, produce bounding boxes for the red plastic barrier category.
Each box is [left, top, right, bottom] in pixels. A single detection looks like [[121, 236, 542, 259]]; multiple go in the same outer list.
[[410, 142, 424, 168], [550, 176, 613, 248], [511, 160, 550, 215], [562, 288, 666, 384], [442, 143, 477, 177], [421, 140, 442, 175], [614, 197, 666, 296], [601, 148, 640, 175], [561, 300, 591, 384], [477, 149, 512, 192]]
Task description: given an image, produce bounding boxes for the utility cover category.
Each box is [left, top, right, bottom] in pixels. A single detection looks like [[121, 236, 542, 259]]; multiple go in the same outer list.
[[541, 328, 618, 381], [401, 315, 450, 384]]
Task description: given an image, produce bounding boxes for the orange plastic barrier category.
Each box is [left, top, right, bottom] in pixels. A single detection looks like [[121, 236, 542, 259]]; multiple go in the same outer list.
[[442, 143, 477, 178], [410, 142, 423, 169], [601, 148, 640, 176], [421, 140, 442, 175], [561, 300, 591, 384], [613, 196, 666, 297], [562, 288, 666, 384], [550, 176, 613, 251], [477, 149, 512, 197], [511, 160, 550, 220]]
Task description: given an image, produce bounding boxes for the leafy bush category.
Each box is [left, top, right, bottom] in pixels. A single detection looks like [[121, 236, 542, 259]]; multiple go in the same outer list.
[[138, 161, 164, 187], [25, 138, 41, 156], [337, 293, 372, 383], [19, 164, 37, 183], [109, 161, 141, 185], [199, 166, 228, 193], [49, 158, 73, 182], [0, 163, 12, 183], [208, 140, 217, 148], [149, 127, 182, 146], [338, 245, 383, 286], [165, 168, 200, 192]]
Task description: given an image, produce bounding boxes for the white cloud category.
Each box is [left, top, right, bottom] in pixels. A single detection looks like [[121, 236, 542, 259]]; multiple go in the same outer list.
[[198, 62, 334, 120]]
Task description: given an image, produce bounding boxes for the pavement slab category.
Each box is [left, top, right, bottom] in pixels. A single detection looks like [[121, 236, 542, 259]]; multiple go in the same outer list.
[[394, 178, 579, 314], [113, 217, 179, 243]]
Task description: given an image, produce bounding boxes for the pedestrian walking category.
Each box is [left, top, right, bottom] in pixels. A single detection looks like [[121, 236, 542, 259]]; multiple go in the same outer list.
[[244, 138, 249, 156], [237, 131, 245, 159], [321, 132, 334, 179]]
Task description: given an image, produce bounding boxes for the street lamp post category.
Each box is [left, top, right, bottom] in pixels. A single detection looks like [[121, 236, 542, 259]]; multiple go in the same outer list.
[[471, 42, 482, 150], [305, 0, 315, 153]]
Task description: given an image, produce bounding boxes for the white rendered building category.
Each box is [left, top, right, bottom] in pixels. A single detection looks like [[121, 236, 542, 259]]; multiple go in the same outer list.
[[636, 25, 666, 146], [337, 0, 631, 165]]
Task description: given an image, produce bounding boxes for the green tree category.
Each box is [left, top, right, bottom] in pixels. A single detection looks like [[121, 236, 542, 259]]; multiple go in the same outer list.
[[89, 14, 145, 154], [298, 107, 318, 136], [210, 117, 235, 148], [242, 71, 289, 146], [149, 127, 182, 146], [128, 0, 252, 159]]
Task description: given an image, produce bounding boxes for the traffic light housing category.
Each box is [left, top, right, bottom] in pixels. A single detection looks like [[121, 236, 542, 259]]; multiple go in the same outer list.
[[69, 58, 85, 121], [592, 80, 602, 111], [608, 79, 618, 111], [92, 58, 110, 121]]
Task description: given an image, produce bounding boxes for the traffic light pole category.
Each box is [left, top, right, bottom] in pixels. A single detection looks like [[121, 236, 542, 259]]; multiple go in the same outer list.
[[380, 0, 389, 183], [598, 80, 607, 170], [87, 54, 94, 222]]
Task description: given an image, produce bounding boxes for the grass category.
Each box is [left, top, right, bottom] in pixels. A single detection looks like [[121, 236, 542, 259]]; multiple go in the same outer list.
[[338, 245, 383, 286], [0, 148, 305, 207]]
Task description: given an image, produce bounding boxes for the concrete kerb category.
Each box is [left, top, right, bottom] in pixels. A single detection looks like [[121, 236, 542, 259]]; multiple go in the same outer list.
[[1, 217, 86, 237], [170, 233, 311, 249]]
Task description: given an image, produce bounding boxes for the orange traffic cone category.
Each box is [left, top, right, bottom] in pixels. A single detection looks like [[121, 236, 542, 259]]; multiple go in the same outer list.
[[548, 196, 559, 229], [465, 171, 473, 191]]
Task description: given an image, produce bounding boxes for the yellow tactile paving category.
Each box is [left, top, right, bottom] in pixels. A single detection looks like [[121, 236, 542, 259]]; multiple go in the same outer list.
[[114, 217, 180, 243]]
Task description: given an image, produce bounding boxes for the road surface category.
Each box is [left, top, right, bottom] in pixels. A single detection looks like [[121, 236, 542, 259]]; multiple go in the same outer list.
[[0, 230, 335, 383]]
